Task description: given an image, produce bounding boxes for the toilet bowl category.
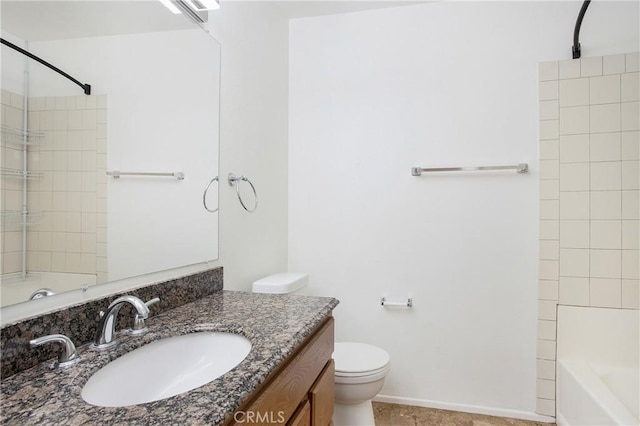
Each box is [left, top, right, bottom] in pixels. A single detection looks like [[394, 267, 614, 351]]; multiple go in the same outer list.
[[332, 342, 391, 426], [251, 274, 391, 426]]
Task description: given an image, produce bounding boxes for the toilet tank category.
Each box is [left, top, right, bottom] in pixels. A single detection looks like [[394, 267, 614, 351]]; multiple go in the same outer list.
[[252, 273, 309, 295]]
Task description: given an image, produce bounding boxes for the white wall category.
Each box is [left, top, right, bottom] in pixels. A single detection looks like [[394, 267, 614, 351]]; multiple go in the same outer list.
[[288, 0, 639, 419], [206, 2, 290, 290]]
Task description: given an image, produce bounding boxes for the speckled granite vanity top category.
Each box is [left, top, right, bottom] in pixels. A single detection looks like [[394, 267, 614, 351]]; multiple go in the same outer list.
[[1, 291, 339, 425]]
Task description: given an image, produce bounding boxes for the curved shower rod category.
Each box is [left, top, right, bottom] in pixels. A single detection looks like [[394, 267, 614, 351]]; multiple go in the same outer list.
[[572, 0, 591, 59], [1, 38, 91, 95]]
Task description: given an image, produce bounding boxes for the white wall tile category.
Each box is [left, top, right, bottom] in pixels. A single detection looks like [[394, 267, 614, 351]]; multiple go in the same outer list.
[[540, 160, 559, 179], [540, 240, 560, 260], [590, 249, 622, 278], [622, 132, 639, 160], [560, 106, 589, 135], [590, 75, 620, 104], [540, 100, 559, 120], [560, 191, 589, 219], [622, 161, 640, 190], [626, 53, 640, 73], [622, 250, 640, 279], [560, 220, 589, 248], [590, 104, 621, 133], [66, 233, 81, 253], [540, 140, 560, 160], [560, 249, 589, 277], [539, 61, 559, 81], [539, 260, 559, 280], [622, 102, 640, 131], [539, 280, 559, 301], [622, 190, 640, 219], [541, 200, 560, 220], [540, 180, 559, 200], [590, 132, 621, 162], [603, 54, 626, 75], [559, 78, 589, 107], [559, 277, 589, 305], [536, 398, 555, 417], [560, 134, 589, 163], [538, 299, 558, 321], [591, 162, 621, 190], [622, 220, 639, 249], [621, 72, 639, 102], [537, 320, 557, 340], [540, 81, 559, 100], [581, 57, 602, 77], [622, 279, 639, 308], [591, 191, 622, 219], [537, 339, 557, 360], [591, 220, 622, 249], [560, 163, 589, 191], [540, 220, 560, 240], [559, 59, 580, 79], [540, 120, 559, 140], [537, 359, 556, 379], [590, 278, 622, 308]]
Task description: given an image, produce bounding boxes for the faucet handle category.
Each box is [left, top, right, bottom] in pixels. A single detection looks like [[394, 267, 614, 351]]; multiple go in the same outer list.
[[131, 297, 161, 334], [30, 334, 80, 368]]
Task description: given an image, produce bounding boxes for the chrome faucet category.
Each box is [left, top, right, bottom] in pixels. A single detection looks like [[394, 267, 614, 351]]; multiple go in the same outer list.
[[130, 297, 160, 334], [92, 295, 150, 350], [30, 334, 79, 367]]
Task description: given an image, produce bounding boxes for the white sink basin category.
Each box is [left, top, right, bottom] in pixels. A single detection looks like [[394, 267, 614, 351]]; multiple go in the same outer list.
[[81, 332, 251, 407]]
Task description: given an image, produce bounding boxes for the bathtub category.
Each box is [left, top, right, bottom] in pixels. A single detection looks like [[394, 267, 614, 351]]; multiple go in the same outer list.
[[557, 360, 639, 426]]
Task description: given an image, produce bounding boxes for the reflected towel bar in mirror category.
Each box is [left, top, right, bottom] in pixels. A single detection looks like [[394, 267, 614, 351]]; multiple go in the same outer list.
[[107, 171, 185, 180], [411, 163, 528, 176]]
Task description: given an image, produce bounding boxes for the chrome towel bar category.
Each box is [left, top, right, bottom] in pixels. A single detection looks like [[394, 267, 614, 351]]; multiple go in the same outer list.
[[107, 170, 185, 180], [381, 297, 413, 308], [411, 163, 528, 176]]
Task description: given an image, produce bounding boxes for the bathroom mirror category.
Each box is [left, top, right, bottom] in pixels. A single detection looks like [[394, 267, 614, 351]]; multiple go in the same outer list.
[[0, 1, 220, 309]]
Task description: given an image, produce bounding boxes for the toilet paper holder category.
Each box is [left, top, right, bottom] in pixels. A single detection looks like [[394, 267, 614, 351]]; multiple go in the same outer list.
[[380, 297, 412, 308]]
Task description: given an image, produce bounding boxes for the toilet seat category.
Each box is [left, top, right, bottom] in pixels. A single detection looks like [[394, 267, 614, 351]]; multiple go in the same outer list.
[[333, 342, 390, 384]]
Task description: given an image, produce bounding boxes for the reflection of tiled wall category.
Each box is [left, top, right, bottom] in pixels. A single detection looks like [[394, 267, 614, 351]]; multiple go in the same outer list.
[[537, 53, 640, 417], [26, 95, 107, 281], [0, 90, 27, 275]]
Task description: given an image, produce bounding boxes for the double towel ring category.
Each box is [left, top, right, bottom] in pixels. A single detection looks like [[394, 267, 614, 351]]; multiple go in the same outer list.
[[228, 173, 258, 213]]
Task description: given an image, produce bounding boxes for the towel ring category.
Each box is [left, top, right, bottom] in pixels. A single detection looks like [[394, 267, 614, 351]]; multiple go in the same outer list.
[[202, 176, 219, 213], [228, 173, 258, 213]]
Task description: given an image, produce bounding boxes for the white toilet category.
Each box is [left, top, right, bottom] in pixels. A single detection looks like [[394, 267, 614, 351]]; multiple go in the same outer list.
[[252, 273, 391, 426]]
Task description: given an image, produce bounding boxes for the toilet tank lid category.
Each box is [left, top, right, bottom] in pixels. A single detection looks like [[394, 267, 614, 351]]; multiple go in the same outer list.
[[333, 342, 390, 374], [252, 273, 308, 294]]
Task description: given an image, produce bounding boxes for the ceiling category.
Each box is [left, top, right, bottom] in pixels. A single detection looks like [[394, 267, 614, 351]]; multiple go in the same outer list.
[[0, 0, 431, 42], [274, 1, 429, 19], [0, 1, 195, 42]]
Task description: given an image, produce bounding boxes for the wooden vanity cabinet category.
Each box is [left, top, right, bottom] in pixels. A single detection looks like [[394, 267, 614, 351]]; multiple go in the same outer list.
[[227, 317, 334, 426]]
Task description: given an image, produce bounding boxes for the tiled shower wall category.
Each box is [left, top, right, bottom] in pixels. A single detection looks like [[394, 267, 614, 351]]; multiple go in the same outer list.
[[0, 91, 108, 282], [26, 95, 108, 281], [0, 90, 26, 275], [536, 53, 640, 416]]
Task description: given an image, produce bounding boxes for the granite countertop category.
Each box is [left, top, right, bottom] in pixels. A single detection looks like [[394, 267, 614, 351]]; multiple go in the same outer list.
[[1, 290, 339, 425]]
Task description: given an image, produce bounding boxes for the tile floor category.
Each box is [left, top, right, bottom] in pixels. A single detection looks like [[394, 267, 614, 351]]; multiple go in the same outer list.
[[372, 402, 555, 426]]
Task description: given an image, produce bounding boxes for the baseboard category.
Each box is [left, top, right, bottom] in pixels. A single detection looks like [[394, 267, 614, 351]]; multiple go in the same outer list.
[[373, 395, 556, 424]]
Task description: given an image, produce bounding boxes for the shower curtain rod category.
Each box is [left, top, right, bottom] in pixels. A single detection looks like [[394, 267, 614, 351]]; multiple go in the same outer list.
[[572, 0, 591, 59], [1, 38, 91, 95]]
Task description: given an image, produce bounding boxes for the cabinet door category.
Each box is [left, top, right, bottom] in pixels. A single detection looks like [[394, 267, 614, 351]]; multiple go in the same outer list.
[[288, 401, 311, 426], [310, 360, 335, 426]]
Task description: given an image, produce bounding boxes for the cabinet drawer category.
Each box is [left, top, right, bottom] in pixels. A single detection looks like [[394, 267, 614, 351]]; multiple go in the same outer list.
[[311, 359, 334, 426], [288, 400, 311, 426], [231, 317, 334, 425]]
